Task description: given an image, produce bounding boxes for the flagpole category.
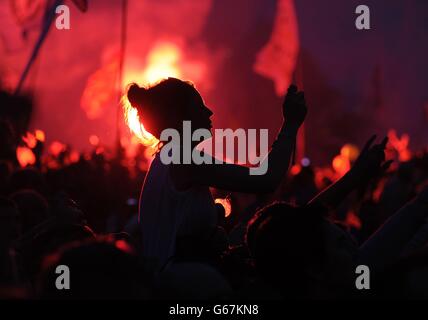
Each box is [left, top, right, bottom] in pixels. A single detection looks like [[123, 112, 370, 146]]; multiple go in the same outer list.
[[116, 0, 128, 158], [15, 0, 64, 95]]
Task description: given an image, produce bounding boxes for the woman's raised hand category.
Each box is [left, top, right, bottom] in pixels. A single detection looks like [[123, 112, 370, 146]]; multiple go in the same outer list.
[[282, 84, 308, 130], [351, 135, 392, 180]]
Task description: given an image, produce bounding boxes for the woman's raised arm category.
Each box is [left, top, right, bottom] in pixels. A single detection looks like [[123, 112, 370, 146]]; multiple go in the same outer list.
[[172, 85, 307, 193]]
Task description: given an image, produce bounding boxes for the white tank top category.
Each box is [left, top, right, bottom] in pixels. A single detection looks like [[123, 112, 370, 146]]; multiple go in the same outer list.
[[139, 153, 217, 269]]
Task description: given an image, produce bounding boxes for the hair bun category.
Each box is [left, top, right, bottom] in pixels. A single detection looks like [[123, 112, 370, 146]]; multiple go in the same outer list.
[[127, 84, 145, 107]]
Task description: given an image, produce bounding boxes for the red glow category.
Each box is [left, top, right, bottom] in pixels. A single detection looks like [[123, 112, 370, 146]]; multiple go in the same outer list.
[[340, 144, 359, 162], [253, 0, 299, 95], [35, 129, 45, 142], [49, 141, 66, 156], [122, 42, 205, 90], [89, 134, 100, 146], [142, 42, 182, 85], [22, 132, 37, 148], [95, 146, 104, 155], [80, 55, 119, 119], [345, 211, 362, 230], [69, 150, 80, 163], [121, 42, 193, 147], [332, 154, 350, 177], [388, 129, 411, 162], [372, 178, 386, 203], [115, 239, 133, 253], [290, 164, 301, 175], [23, 130, 46, 148], [121, 41, 209, 148], [16, 146, 36, 167]]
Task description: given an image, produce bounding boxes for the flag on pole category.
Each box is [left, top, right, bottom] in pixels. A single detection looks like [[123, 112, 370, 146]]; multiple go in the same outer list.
[[71, 0, 88, 12]]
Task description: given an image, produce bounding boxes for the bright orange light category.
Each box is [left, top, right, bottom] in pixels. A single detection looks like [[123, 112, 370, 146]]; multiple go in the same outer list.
[[332, 154, 350, 176], [22, 132, 37, 148], [122, 42, 184, 146], [122, 96, 159, 147], [144, 146, 156, 161], [215, 197, 232, 218], [122, 43, 183, 90], [35, 129, 45, 142], [388, 129, 411, 162], [16, 147, 36, 167], [142, 43, 182, 85], [23, 130, 46, 148], [340, 144, 359, 162]]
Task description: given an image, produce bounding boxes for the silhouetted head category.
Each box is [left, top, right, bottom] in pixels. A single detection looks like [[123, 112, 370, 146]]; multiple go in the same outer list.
[[21, 222, 96, 282], [246, 202, 324, 295], [0, 196, 20, 245], [10, 189, 49, 234], [0, 160, 12, 194], [37, 237, 148, 299], [127, 78, 213, 139], [246, 201, 357, 298], [8, 167, 47, 195]]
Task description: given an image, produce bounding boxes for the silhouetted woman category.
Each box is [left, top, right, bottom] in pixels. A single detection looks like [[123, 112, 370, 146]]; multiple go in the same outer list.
[[126, 78, 307, 270]]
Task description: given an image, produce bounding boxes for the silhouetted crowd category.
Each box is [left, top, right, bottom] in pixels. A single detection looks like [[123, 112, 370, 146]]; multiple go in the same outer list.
[[0, 89, 427, 300]]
